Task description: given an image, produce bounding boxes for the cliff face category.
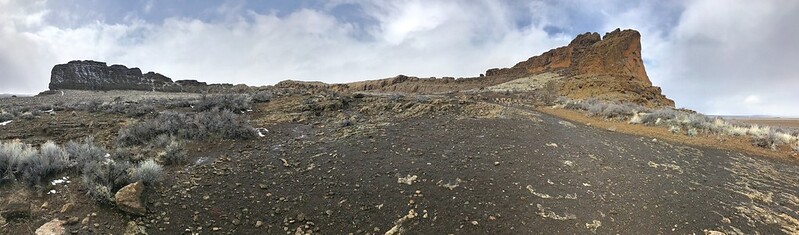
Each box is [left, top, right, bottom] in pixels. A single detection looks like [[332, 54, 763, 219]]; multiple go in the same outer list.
[[48, 60, 248, 93], [486, 29, 650, 84], [49, 61, 177, 91], [280, 28, 673, 107], [484, 29, 673, 107]]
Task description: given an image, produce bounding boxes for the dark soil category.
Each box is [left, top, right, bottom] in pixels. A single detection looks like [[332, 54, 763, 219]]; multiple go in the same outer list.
[[2, 97, 799, 234]]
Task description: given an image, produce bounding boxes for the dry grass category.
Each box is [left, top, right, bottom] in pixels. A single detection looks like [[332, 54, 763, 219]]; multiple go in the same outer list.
[[537, 107, 799, 160]]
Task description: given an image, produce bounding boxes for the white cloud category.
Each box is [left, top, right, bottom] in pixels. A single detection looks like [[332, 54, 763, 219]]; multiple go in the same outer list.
[[0, 0, 796, 117], [0, 1, 564, 95]]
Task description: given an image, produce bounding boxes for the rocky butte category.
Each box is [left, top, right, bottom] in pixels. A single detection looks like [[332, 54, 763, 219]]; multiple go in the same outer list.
[[278, 28, 674, 107], [49, 28, 672, 107], [48, 60, 249, 93]]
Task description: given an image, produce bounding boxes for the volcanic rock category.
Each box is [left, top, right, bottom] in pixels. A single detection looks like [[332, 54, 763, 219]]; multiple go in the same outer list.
[[35, 219, 65, 235], [47, 60, 245, 93], [115, 181, 146, 216]]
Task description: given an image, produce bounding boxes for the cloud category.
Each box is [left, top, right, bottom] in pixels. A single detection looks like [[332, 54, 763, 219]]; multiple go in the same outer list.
[[650, 0, 799, 116], [0, 0, 796, 117]]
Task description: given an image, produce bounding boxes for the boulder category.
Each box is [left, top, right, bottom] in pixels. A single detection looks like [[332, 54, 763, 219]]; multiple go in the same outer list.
[[35, 219, 65, 235], [115, 181, 146, 216]]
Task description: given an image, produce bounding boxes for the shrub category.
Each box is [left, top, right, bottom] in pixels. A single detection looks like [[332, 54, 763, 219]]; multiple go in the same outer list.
[[387, 94, 404, 102], [117, 110, 256, 146], [125, 104, 155, 117], [687, 128, 699, 137], [161, 138, 188, 165], [131, 159, 163, 185], [117, 121, 160, 147], [196, 110, 257, 139], [0, 140, 32, 180], [195, 94, 252, 112], [20, 112, 36, 120], [252, 91, 273, 103], [0, 141, 68, 187], [20, 141, 69, 186], [65, 137, 108, 171], [0, 112, 13, 122], [599, 103, 639, 119], [81, 158, 132, 204], [640, 109, 679, 125], [668, 125, 681, 134]]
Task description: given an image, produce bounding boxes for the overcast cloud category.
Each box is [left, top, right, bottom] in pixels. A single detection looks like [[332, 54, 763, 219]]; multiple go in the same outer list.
[[0, 0, 796, 116]]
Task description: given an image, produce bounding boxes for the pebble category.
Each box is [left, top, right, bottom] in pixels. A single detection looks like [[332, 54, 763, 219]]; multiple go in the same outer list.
[[255, 221, 263, 227]]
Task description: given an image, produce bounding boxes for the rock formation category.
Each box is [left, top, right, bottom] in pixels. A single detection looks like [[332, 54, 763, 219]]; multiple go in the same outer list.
[[280, 28, 673, 107], [49, 61, 181, 92], [485, 28, 673, 107], [48, 60, 248, 93]]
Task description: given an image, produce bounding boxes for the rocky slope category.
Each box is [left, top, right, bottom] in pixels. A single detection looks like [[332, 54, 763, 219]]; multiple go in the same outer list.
[[48, 61, 250, 93]]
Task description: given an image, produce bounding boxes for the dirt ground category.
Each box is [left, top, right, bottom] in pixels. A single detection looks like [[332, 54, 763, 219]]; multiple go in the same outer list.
[[2, 92, 799, 234]]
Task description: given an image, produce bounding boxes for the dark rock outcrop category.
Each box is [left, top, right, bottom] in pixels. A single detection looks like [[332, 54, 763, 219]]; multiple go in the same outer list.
[[49, 61, 178, 91], [48, 60, 247, 93]]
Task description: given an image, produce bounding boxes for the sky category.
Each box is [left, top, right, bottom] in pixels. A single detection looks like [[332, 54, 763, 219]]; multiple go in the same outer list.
[[0, 0, 797, 116]]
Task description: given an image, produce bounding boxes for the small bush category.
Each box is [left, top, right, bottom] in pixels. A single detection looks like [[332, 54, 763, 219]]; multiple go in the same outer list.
[[687, 128, 699, 137], [0, 112, 13, 122], [640, 109, 679, 125], [131, 159, 163, 185], [252, 91, 273, 103], [81, 158, 132, 204], [668, 125, 681, 134], [161, 138, 188, 165], [20, 112, 36, 120], [20, 141, 69, 186], [195, 94, 252, 112], [117, 110, 256, 146], [0, 140, 33, 180], [65, 137, 108, 171], [0, 141, 68, 187], [117, 121, 159, 147], [196, 110, 257, 139], [599, 103, 638, 119], [387, 94, 404, 102]]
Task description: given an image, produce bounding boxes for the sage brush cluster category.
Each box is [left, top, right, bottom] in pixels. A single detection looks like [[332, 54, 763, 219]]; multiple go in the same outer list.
[[117, 110, 257, 146], [558, 97, 799, 151]]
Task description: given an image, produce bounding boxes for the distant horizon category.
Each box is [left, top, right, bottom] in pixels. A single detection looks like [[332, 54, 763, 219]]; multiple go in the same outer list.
[[1, 1, 797, 116]]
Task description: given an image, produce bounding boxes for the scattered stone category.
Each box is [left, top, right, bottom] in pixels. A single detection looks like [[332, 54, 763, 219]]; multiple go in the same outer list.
[[60, 203, 74, 213], [494, 161, 500, 166], [64, 217, 80, 225], [585, 220, 602, 233], [255, 221, 263, 228], [1, 202, 31, 220], [81, 217, 90, 225], [115, 181, 146, 216], [545, 143, 558, 148], [397, 175, 418, 185], [35, 219, 65, 235], [471, 221, 479, 226], [123, 221, 147, 235]]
